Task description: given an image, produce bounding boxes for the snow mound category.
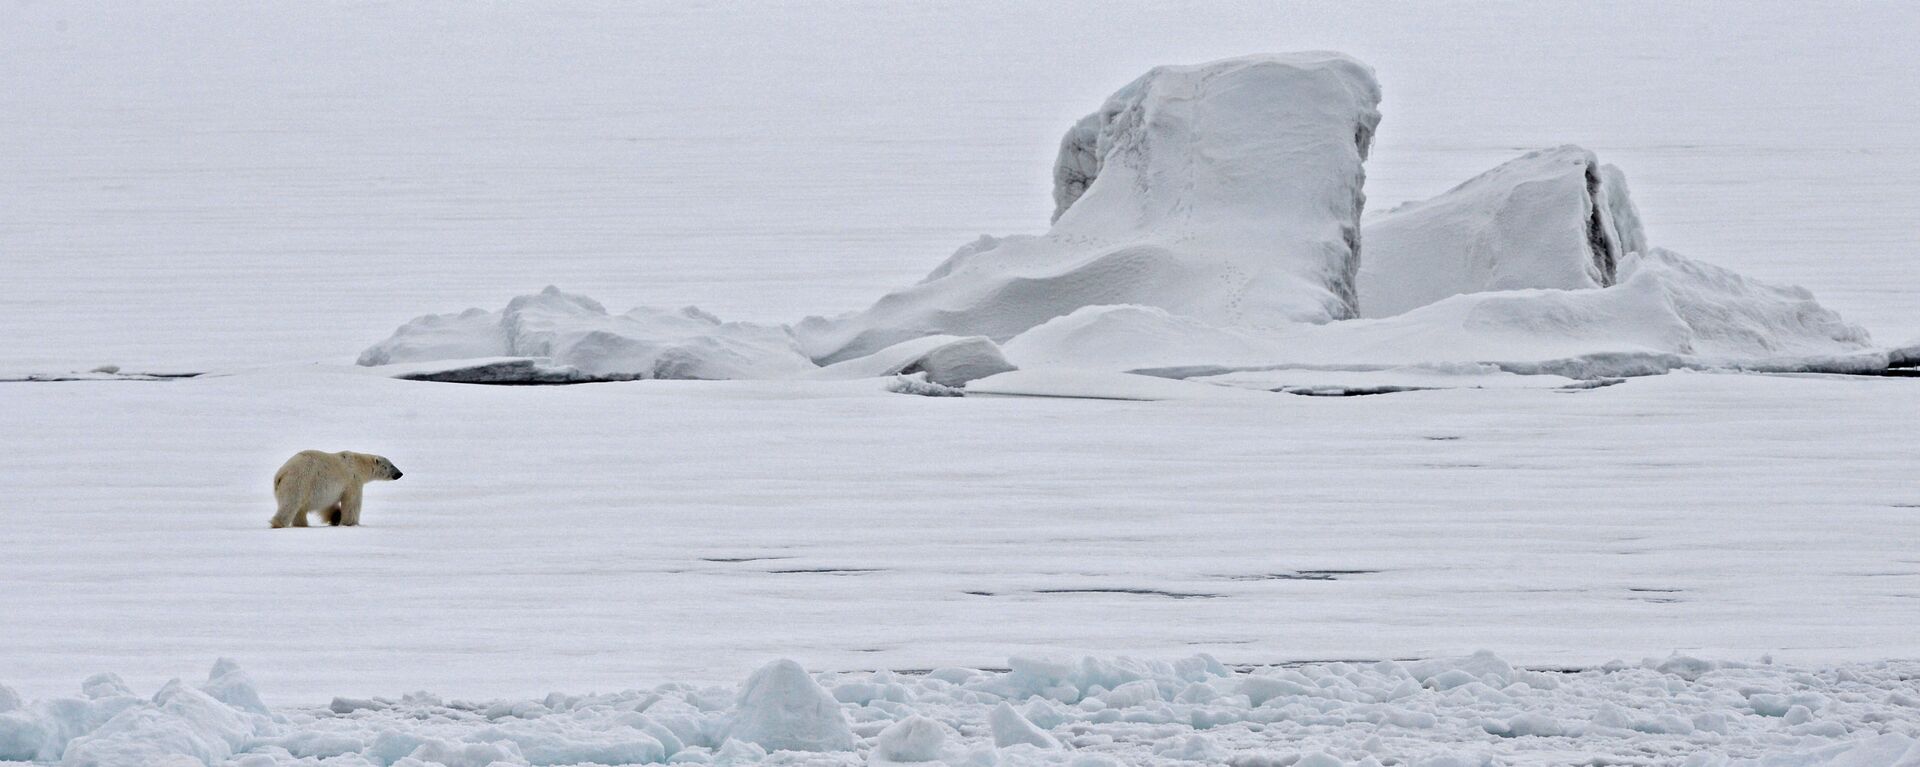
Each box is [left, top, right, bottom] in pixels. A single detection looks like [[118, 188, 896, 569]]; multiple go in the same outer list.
[[358, 286, 817, 380], [795, 52, 1382, 363], [1626, 248, 1873, 360], [871, 715, 949, 764], [1358, 145, 1646, 318], [728, 659, 857, 753], [1002, 248, 1876, 381]]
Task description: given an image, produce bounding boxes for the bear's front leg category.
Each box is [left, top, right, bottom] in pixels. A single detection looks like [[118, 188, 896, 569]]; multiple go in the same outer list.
[[338, 486, 363, 526], [326, 502, 343, 526]]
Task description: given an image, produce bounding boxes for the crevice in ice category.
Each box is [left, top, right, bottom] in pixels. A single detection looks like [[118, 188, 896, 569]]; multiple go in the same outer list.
[[397, 359, 609, 385], [1222, 569, 1379, 581], [700, 556, 794, 563], [1585, 161, 1619, 286], [1034, 588, 1221, 599], [1279, 384, 1434, 396], [2, 371, 202, 383]]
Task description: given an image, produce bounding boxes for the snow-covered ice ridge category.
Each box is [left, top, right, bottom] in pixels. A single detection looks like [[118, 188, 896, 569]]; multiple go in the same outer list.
[[356, 53, 1889, 389], [11, 654, 1920, 766]]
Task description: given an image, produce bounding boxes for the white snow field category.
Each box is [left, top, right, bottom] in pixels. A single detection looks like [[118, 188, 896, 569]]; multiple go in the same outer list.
[[6, 2, 1920, 765], [5, 369, 1920, 765]]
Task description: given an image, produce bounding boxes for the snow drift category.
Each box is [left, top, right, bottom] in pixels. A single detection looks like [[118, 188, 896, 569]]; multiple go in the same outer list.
[[1004, 248, 1876, 379], [8, 654, 1920, 765], [793, 52, 1383, 363], [1357, 145, 1646, 318]]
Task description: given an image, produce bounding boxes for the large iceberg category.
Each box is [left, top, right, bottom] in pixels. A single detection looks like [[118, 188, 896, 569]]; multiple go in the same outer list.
[[793, 52, 1383, 363], [1357, 145, 1646, 318], [356, 52, 1892, 389]]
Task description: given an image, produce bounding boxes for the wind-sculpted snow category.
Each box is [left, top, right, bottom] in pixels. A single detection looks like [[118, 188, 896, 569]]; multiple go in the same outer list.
[[11, 655, 1920, 765], [1002, 248, 1877, 381], [794, 52, 1383, 363], [1357, 146, 1646, 318]]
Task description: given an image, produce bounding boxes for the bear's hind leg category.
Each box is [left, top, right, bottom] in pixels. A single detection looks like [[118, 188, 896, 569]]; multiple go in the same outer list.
[[270, 500, 300, 529]]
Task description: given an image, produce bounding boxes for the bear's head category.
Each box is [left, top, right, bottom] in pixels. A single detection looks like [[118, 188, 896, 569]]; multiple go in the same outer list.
[[352, 452, 404, 481]]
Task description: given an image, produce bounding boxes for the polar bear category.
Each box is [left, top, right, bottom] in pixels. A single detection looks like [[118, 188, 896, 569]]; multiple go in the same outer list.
[[271, 450, 402, 528]]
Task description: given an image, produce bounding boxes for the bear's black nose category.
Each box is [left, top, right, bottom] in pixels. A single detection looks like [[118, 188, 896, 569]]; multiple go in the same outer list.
[[392, 470, 404, 479]]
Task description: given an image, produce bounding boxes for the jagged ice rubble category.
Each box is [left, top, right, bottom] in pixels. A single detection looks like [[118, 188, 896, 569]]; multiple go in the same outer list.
[[356, 52, 1890, 393], [13, 654, 1920, 766]]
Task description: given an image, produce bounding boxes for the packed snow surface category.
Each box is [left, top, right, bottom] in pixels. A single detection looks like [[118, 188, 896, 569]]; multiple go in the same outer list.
[[13, 653, 1920, 765], [5, 368, 1917, 707]]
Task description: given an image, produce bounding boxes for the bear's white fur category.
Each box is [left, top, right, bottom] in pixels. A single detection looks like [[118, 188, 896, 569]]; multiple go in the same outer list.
[[271, 450, 402, 528]]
